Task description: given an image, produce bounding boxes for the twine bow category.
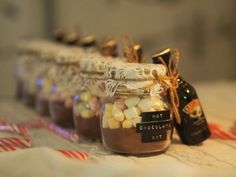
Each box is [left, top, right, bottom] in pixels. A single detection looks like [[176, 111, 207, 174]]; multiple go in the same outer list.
[[156, 49, 181, 124]]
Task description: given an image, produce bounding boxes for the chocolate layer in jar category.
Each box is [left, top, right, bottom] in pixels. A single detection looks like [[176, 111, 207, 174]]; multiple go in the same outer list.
[[49, 90, 74, 127], [23, 90, 36, 107], [35, 92, 49, 116], [102, 128, 172, 155], [74, 116, 101, 140]]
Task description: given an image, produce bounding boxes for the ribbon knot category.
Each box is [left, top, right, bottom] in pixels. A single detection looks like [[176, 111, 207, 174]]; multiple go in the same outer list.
[[157, 49, 181, 124]]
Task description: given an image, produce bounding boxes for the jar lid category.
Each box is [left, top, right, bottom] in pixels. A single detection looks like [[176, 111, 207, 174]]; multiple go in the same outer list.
[[104, 62, 168, 98], [56, 47, 85, 64]]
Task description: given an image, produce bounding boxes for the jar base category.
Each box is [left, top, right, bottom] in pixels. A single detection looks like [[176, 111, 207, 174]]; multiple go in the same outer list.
[[49, 100, 74, 128], [74, 115, 101, 140], [102, 127, 171, 155]]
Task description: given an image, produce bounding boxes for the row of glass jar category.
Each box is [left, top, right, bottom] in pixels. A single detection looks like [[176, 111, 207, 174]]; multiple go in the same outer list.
[[16, 38, 174, 155]]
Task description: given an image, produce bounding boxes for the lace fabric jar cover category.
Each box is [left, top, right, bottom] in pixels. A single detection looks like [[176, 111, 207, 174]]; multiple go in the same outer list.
[[17, 40, 49, 107], [101, 62, 174, 155], [34, 41, 65, 115]]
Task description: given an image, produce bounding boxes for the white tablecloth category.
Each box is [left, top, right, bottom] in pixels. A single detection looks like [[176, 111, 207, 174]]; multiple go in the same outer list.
[[0, 81, 236, 177]]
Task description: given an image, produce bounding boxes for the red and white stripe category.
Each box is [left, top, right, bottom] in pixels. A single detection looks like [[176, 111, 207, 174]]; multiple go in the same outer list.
[[0, 124, 29, 136], [209, 123, 236, 140], [0, 145, 19, 152], [57, 150, 88, 160], [0, 137, 32, 148]]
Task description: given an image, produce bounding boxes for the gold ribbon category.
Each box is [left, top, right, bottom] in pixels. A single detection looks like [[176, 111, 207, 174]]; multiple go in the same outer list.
[[156, 49, 181, 124]]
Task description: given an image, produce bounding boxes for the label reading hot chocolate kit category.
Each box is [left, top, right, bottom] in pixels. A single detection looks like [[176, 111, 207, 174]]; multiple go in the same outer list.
[[136, 111, 172, 143]]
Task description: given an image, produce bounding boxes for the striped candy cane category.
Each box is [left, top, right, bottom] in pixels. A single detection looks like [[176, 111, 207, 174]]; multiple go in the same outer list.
[[0, 123, 29, 136], [57, 150, 88, 160], [209, 123, 236, 140], [46, 123, 79, 143], [0, 137, 32, 148], [0, 145, 19, 152], [0, 145, 88, 160]]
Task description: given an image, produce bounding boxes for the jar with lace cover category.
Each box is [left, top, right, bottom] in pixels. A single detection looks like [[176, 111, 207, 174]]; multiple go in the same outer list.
[[73, 56, 122, 140], [48, 48, 83, 127], [35, 41, 63, 115], [101, 62, 173, 155], [19, 40, 42, 107]]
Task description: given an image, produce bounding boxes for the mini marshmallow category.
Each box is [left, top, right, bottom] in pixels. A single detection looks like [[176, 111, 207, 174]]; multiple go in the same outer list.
[[104, 103, 113, 118], [107, 118, 121, 129], [124, 106, 141, 120], [114, 98, 126, 110], [132, 116, 142, 127], [112, 105, 125, 122], [80, 109, 94, 119], [137, 98, 154, 112], [152, 100, 166, 111], [122, 120, 133, 128], [73, 104, 81, 116], [102, 115, 109, 128], [80, 92, 92, 102], [125, 96, 140, 108], [152, 97, 167, 111]]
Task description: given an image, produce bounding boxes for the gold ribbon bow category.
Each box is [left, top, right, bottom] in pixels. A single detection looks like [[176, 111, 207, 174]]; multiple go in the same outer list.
[[122, 35, 144, 63], [157, 49, 181, 124]]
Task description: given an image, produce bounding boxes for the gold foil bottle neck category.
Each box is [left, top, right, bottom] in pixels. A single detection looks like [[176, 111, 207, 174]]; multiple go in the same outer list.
[[54, 28, 65, 42], [133, 44, 144, 63], [81, 35, 96, 47], [152, 48, 171, 64], [101, 39, 118, 57], [64, 32, 80, 45]]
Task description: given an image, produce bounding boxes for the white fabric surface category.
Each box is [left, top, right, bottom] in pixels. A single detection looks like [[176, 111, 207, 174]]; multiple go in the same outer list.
[[0, 81, 236, 177]]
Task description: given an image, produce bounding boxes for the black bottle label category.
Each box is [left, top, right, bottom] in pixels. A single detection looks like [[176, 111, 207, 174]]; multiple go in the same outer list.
[[182, 98, 209, 136], [136, 111, 173, 143], [183, 99, 203, 119]]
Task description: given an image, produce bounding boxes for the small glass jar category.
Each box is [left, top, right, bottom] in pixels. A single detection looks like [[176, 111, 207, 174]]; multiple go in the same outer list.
[[101, 63, 173, 155], [34, 43, 59, 116], [48, 48, 84, 127], [73, 56, 118, 140]]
